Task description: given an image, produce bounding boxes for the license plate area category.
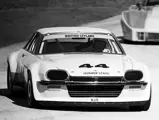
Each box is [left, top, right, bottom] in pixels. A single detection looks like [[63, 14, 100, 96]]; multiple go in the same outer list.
[[90, 98, 99, 102]]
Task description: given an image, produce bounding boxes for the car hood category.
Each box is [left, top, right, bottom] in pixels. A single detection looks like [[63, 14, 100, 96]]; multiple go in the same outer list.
[[40, 54, 132, 76], [145, 5, 159, 31]]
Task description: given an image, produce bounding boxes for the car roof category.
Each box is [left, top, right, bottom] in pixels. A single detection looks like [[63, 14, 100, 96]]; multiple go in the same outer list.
[[37, 27, 112, 35]]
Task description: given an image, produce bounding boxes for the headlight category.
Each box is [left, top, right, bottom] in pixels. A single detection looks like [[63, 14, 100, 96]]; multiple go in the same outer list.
[[124, 70, 143, 81], [137, 32, 144, 40], [46, 70, 68, 80]]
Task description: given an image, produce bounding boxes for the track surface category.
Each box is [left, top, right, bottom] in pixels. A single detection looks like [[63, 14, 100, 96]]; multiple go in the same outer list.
[[0, 15, 159, 120]]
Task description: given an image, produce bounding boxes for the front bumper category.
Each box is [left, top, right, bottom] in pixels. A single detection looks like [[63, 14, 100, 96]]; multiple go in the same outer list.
[[33, 80, 150, 103]]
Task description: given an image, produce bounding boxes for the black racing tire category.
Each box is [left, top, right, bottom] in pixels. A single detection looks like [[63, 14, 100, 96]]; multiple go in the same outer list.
[[143, 94, 151, 111], [7, 65, 14, 96], [129, 88, 151, 111], [27, 75, 39, 108]]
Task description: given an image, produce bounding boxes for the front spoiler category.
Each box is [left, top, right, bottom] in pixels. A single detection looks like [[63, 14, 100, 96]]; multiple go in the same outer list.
[[39, 101, 147, 107]]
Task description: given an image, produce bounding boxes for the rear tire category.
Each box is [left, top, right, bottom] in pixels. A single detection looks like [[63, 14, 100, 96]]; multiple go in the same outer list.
[[27, 75, 39, 108]]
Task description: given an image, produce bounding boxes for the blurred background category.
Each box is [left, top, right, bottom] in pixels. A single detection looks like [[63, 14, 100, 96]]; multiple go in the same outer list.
[[0, 0, 138, 47]]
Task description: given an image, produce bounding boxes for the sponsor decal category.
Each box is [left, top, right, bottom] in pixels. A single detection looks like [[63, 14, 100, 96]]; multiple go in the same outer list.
[[65, 34, 94, 38], [83, 72, 109, 75]]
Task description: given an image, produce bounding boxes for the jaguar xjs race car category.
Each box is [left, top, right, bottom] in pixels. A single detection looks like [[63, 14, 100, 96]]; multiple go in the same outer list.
[[7, 27, 151, 111], [121, 0, 159, 42]]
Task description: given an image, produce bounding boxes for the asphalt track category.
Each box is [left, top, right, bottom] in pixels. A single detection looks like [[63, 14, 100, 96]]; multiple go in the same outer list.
[[0, 15, 159, 120]]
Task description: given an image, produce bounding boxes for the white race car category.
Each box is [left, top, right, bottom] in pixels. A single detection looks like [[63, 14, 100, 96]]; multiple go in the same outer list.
[[121, 0, 159, 42], [7, 27, 151, 111]]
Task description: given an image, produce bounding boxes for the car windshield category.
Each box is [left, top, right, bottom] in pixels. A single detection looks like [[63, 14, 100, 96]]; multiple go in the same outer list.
[[147, 0, 159, 6], [39, 34, 123, 55]]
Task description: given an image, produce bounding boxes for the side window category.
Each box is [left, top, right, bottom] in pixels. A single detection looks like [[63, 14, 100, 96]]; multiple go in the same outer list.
[[28, 33, 42, 54], [23, 33, 37, 51], [28, 38, 36, 53]]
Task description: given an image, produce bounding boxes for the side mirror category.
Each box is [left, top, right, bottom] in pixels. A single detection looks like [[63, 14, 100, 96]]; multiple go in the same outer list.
[[136, 2, 142, 10]]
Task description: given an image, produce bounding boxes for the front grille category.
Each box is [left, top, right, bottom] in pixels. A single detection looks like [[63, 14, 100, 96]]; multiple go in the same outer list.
[[67, 76, 124, 97], [67, 85, 124, 97], [148, 33, 159, 40]]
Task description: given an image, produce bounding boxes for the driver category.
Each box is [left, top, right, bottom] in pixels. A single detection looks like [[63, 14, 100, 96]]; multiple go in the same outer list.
[[93, 38, 111, 53]]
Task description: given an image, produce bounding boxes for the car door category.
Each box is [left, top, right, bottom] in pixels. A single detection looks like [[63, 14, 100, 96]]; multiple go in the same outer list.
[[16, 32, 39, 86], [15, 33, 37, 85], [20, 32, 43, 86]]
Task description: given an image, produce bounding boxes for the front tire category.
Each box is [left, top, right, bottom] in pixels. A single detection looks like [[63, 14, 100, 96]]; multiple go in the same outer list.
[[27, 77, 39, 108], [129, 88, 151, 111], [7, 65, 14, 96]]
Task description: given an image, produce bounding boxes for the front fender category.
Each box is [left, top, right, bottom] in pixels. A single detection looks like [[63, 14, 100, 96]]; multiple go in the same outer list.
[[28, 61, 58, 100], [7, 51, 20, 73], [130, 57, 150, 83]]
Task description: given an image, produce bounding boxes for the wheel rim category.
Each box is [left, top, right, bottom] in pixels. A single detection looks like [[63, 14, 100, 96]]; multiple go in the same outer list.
[[27, 80, 32, 106]]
